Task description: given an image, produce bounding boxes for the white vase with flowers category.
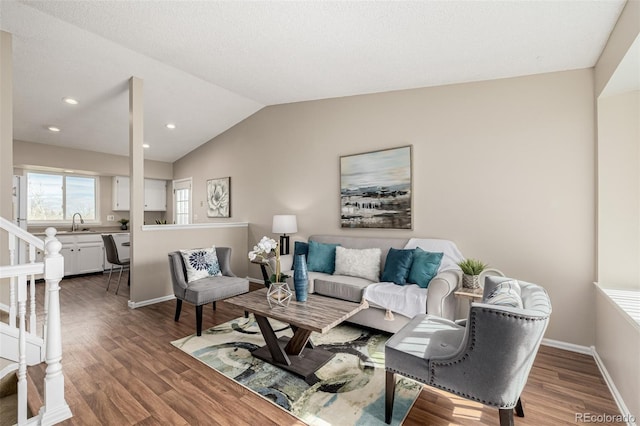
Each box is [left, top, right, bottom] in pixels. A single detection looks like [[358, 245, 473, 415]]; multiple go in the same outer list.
[[248, 236, 292, 307]]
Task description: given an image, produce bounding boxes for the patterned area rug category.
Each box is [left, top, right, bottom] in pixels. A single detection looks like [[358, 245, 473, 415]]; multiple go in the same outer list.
[[171, 316, 421, 425]]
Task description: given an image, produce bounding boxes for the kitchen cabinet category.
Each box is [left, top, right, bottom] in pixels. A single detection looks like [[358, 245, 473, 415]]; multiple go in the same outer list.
[[112, 176, 167, 211], [112, 176, 130, 211], [56, 234, 105, 276], [144, 179, 167, 211]]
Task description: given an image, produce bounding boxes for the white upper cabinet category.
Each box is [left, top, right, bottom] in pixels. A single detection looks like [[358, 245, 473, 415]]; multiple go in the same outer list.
[[144, 179, 167, 211], [112, 176, 167, 211], [112, 176, 130, 211]]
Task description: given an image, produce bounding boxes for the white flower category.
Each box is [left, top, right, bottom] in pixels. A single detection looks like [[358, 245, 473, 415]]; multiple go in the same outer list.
[[248, 251, 257, 261]]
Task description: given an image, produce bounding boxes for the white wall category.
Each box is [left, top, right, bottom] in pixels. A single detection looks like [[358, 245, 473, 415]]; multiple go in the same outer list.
[[174, 69, 596, 346]]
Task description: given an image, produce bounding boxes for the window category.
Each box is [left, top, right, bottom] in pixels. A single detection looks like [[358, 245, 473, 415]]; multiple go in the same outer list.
[[173, 178, 192, 225], [27, 172, 98, 222]]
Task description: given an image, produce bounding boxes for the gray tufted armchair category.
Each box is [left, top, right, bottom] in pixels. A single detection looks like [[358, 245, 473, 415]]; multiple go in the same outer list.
[[385, 276, 551, 425], [168, 247, 249, 336]]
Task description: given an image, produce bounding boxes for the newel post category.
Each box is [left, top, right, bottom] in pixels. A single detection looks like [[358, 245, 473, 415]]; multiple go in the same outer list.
[[39, 239, 72, 425]]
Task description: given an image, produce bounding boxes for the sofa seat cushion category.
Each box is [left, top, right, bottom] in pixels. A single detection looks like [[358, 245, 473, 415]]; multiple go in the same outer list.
[[314, 275, 374, 302], [183, 276, 249, 305]]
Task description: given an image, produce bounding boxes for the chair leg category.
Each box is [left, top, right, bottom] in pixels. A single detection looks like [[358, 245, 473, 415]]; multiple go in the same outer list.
[[174, 299, 182, 322], [244, 310, 249, 318], [499, 408, 514, 426], [212, 301, 216, 311], [515, 398, 524, 417], [106, 265, 114, 292], [196, 305, 203, 336], [385, 371, 395, 424], [115, 265, 124, 295]]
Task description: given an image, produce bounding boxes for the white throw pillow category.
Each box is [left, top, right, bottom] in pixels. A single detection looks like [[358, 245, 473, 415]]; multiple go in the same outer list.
[[485, 280, 523, 309], [180, 246, 222, 283], [334, 246, 381, 282]]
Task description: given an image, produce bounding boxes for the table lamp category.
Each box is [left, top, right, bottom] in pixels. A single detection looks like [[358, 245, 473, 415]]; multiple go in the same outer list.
[[272, 214, 297, 255]]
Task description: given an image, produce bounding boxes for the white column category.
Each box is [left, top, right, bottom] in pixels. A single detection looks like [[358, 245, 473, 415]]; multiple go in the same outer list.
[[129, 77, 144, 304], [39, 239, 72, 425]]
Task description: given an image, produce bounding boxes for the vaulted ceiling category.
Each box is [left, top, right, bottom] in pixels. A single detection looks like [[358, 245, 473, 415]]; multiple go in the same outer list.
[[0, 1, 628, 163]]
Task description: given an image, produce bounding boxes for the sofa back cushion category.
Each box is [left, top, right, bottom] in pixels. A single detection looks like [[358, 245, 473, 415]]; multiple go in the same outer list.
[[310, 235, 409, 272], [407, 248, 443, 288], [307, 241, 340, 274], [381, 248, 414, 285]]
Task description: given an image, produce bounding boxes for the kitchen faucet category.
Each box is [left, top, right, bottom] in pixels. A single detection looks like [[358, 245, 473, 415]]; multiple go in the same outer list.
[[71, 212, 84, 232]]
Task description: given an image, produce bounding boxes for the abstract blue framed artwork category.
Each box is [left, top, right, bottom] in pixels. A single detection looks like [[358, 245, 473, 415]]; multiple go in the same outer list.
[[340, 145, 412, 229]]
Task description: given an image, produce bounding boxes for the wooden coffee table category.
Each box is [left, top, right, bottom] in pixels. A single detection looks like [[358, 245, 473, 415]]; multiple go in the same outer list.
[[225, 288, 367, 383]]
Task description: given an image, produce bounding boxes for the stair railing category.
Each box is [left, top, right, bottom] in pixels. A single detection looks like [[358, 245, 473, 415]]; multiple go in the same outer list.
[[0, 218, 72, 425]]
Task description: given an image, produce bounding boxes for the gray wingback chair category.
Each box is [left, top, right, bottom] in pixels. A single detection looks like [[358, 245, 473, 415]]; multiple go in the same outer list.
[[385, 276, 551, 425], [168, 247, 249, 336]]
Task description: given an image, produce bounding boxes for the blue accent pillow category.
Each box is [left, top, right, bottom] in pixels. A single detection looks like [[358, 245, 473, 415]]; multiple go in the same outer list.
[[381, 248, 414, 285], [407, 247, 443, 288], [306, 241, 340, 274], [294, 241, 309, 257]]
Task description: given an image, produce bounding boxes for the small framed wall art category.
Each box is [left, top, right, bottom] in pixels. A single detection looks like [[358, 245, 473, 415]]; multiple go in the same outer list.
[[340, 145, 412, 229], [207, 177, 231, 218]]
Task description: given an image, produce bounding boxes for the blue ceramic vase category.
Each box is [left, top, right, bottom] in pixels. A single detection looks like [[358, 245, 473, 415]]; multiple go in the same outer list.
[[293, 254, 309, 302]]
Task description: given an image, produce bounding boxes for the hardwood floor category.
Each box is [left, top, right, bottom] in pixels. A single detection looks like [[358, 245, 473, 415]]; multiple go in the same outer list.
[[24, 274, 621, 425]]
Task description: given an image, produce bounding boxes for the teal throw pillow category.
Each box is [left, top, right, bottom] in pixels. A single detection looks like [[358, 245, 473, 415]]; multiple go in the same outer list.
[[294, 241, 309, 258], [306, 241, 340, 274], [381, 248, 414, 285], [407, 247, 443, 288]]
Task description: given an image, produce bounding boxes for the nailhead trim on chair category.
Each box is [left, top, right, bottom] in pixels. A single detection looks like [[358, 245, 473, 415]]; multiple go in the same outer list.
[[424, 308, 549, 408]]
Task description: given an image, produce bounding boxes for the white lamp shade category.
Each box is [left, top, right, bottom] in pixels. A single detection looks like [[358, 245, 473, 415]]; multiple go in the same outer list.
[[272, 215, 298, 234]]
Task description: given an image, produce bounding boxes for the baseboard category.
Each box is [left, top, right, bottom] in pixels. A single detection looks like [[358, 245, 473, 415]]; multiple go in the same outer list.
[[542, 338, 635, 425], [127, 294, 175, 309], [541, 338, 592, 355], [591, 346, 637, 426], [248, 277, 265, 285]]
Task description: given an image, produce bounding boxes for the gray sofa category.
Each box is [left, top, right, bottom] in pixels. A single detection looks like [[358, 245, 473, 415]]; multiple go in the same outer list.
[[281, 235, 463, 333]]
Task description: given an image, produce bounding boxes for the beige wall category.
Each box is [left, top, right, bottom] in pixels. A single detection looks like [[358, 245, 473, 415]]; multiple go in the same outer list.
[[14, 139, 173, 179], [174, 69, 596, 346], [131, 225, 248, 302], [1, 31, 14, 301], [598, 91, 640, 288]]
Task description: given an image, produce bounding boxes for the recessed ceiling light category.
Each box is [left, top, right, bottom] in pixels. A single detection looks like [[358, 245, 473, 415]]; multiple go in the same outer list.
[[142, 143, 150, 148], [166, 123, 176, 129], [48, 126, 61, 132], [62, 97, 78, 105]]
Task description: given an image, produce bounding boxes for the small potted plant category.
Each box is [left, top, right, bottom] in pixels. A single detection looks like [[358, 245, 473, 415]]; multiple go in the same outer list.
[[457, 258, 488, 289], [118, 218, 129, 230]]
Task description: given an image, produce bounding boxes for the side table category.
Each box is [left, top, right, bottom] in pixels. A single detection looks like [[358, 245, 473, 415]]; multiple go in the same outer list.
[[454, 287, 484, 307]]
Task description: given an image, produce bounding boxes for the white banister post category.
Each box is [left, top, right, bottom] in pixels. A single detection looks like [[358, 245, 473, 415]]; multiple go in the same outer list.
[[42, 227, 57, 351], [9, 232, 16, 327], [39, 238, 72, 425], [29, 243, 36, 335], [17, 274, 28, 425]]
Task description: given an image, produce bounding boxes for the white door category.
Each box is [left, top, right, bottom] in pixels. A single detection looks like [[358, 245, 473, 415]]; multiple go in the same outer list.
[[173, 178, 192, 225]]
